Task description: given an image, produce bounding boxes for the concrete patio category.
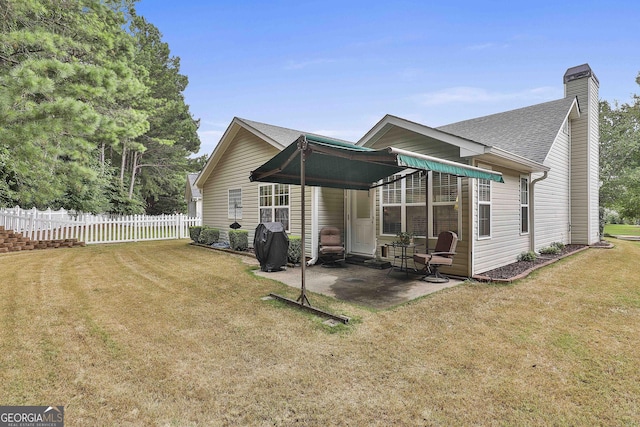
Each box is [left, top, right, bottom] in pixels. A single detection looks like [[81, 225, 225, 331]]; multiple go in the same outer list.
[[253, 261, 464, 310]]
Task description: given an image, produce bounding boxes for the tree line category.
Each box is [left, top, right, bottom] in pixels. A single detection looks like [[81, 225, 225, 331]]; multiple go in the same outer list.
[[600, 72, 640, 223], [0, 0, 204, 214]]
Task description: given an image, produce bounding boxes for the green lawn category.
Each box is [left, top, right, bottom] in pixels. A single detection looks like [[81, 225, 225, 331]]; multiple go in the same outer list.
[[1, 239, 639, 425], [604, 223, 640, 236]]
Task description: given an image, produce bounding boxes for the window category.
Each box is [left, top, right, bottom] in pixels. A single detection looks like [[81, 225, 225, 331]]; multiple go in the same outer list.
[[520, 177, 529, 234], [381, 175, 402, 235], [406, 172, 427, 236], [431, 172, 459, 237], [478, 178, 491, 238], [259, 184, 289, 230], [228, 189, 242, 219], [381, 171, 458, 238]]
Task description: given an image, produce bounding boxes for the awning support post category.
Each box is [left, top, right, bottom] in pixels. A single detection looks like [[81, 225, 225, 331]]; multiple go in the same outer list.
[[296, 136, 311, 306]]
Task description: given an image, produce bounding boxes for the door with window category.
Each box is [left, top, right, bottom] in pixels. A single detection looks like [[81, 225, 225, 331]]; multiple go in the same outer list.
[[350, 189, 375, 255]]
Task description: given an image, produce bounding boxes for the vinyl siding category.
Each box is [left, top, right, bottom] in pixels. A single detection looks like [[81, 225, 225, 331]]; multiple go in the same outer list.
[[368, 127, 471, 276], [588, 79, 600, 243], [290, 181, 313, 254], [535, 122, 571, 248], [566, 76, 599, 244], [317, 187, 345, 238], [201, 128, 315, 249], [474, 168, 530, 274], [202, 128, 278, 244]]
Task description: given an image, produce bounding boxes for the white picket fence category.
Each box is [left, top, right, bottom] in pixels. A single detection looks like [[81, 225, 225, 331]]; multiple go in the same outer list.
[[0, 206, 201, 245]]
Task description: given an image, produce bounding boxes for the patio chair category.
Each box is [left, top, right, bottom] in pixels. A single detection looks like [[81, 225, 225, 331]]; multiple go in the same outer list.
[[413, 231, 458, 282], [318, 226, 346, 267]]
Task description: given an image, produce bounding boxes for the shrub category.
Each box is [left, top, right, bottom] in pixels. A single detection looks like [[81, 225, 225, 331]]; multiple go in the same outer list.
[[539, 245, 561, 255], [517, 251, 537, 262], [200, 227, 220, 245], [288, 235, 302, 264], [551, 241, 565, 250], [189, 226, 202, 243], [228, 229, 248, 251]]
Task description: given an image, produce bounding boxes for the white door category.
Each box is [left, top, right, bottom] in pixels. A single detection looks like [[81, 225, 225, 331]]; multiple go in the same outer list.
[[350, 190, 375, 255]]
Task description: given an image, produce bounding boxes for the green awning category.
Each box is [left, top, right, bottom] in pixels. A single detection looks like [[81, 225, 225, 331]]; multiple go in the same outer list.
[[391, 147, 504, 182], [250, 135, 503, 189]]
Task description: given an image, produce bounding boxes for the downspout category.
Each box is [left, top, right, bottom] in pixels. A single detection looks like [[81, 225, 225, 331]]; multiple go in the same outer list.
[[530, 171, 549, 252], [307, 187, 320, 266]]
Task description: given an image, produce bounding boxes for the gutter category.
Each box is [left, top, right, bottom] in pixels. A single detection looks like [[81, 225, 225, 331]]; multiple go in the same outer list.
[[483, 146, 550, 173], [530, 171, 549, 252]]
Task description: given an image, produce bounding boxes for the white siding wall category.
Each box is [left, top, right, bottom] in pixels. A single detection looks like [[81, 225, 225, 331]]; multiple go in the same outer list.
[[201, 128, 316, 252], [566, 75, 599, 244], [535, 123, 571, 248], [202, 129, 279, 244], [588, 79, 600, 243], [290, 181, 313, 254], [317, 187, 345, 237], [473, 168, 530, 274]]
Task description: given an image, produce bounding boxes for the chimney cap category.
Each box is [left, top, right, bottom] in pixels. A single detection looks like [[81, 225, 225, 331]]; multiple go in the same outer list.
[[564, 63, 599, 85]]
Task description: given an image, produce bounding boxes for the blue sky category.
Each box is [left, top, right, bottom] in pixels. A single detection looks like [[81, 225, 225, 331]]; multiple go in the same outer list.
[[136, 0, 640, 157]]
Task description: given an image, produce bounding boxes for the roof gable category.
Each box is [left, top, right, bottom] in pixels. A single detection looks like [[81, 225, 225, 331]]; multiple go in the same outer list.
[[437, 97, 579, 164], [195, 117, 354, 188], [358, 114, 488, 156]]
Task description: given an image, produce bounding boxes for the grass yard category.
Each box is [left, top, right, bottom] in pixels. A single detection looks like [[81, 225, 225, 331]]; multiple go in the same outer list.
[[604, 223, 640, 236], [1, 239, 639, 425]]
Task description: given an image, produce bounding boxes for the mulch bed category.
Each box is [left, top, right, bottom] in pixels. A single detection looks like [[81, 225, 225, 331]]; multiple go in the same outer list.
[[474, 243, 612, 283]]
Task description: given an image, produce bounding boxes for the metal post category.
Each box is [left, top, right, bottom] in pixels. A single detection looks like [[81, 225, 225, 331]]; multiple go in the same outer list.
[[425, 171, 429, 252], [297, 136, 310, 306]]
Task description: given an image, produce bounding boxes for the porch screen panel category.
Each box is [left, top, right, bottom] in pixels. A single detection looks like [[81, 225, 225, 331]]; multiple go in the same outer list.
[[432, 173, 459, 236], [382, 175, 402, 234], [406, 172, 426, 237]]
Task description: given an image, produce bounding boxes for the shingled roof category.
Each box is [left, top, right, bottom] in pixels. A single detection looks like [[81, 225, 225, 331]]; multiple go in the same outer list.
[[437, 97, 577, 164], [239, 118, 354, 147], [187, 173, 201, 199]]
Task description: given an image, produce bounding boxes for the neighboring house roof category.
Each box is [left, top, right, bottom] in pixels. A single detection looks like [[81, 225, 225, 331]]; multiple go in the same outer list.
[[437, 97, 578, 164], [187, 173, 202, 200]]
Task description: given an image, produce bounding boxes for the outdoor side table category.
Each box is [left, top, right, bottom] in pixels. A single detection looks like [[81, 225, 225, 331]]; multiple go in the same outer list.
[[386, 243, 421, 278]]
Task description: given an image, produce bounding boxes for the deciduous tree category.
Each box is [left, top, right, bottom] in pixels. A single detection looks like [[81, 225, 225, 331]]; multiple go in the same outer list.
[[600, 73, 640, 221]]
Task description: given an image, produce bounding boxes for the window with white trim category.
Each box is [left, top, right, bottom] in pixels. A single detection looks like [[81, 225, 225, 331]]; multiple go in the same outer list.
[[228, 189, 242, 219], [381, 171, 461, 238], [381, 174, 403, 235], [520, 176, 529, 234], [406, 172, 427, 237], [431, 172, 460, 237], [478, 178, 491, 238], [259, 184, 289, 230]]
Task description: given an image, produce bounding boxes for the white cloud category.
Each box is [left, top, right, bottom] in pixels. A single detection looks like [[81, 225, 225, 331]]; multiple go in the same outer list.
[[284, 58, 336, 70], [466, 42, 510, 50], [413, 86, 561, 106]]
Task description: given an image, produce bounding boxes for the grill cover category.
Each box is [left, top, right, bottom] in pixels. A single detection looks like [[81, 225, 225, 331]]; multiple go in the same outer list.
[[253, 222, 289, 272]]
